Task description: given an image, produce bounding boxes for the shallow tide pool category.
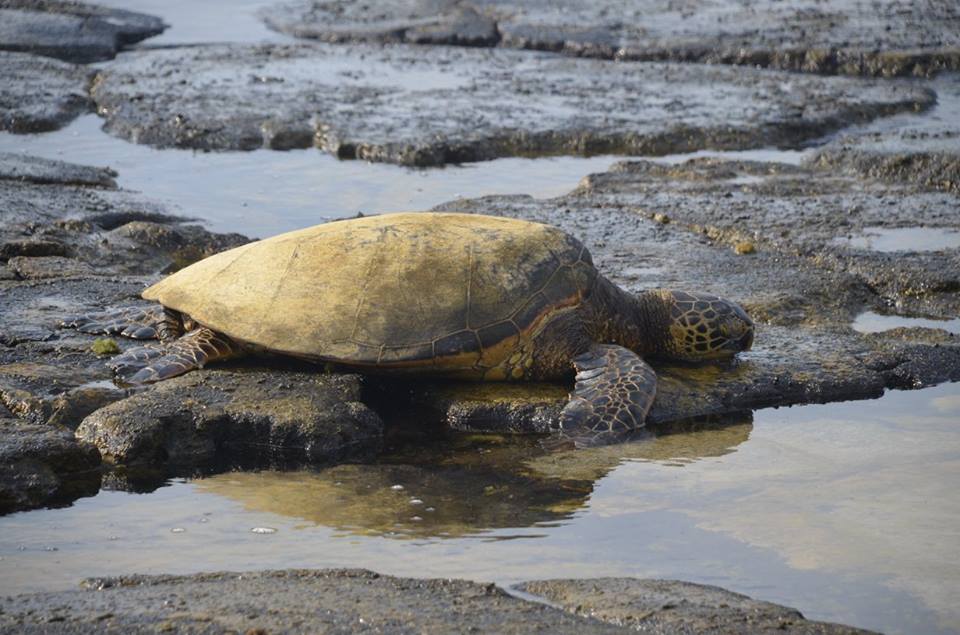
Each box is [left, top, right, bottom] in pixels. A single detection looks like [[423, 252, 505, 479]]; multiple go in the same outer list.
[[1, 383, 959, 634]]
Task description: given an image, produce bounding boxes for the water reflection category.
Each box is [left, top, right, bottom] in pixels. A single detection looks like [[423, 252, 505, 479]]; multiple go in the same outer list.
[[853, 310, 960, 334], [833, 226, 960, 252], [194, 417, 752, 539]]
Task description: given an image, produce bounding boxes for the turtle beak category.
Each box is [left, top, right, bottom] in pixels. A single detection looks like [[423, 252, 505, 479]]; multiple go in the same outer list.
[[739, 327, 754, 352]]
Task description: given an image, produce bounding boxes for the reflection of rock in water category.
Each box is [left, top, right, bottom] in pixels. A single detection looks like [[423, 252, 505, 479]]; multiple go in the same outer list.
[[194, 416, 751, 539]]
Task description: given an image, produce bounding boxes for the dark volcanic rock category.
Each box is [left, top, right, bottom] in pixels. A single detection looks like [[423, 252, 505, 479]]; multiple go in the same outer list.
[[76, 368, 383, 466], [0, 154, 247, 277], [0, 417, 100, 514], [0, 0, 165, 63], [87, 42, 932, 165], [0, 569, 870, 633], [517, 578, 875, 634], [0, 152, 116, 187], [0, 50, 91, 133], [576, 158, 960, 316], [810, 73, 960, 195], [263, 0, 960, 77], [0, 361, 123, 426]]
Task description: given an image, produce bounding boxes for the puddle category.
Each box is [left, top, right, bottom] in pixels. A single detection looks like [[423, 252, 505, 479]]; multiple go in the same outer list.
[[2, 383, 959, 635], [853, 311, 960, 334], [93, 0, 289, 45], [833, 226, 960, 252], [0, 115, 622, 237], [650, 147, 812, 166]]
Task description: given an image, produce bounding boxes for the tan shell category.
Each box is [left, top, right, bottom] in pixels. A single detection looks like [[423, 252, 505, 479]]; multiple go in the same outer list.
[[143, 212, 597, 369]]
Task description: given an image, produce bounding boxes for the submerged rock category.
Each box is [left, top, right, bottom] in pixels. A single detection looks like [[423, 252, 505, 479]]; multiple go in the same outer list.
[[0, 568, 873, 633], [76, 368, 383, 465], [0, 0, 165, 63], [0, 417, 100, 514], [87, 42, 932, 165], [263, 0, 960, 77], [0, 51, 91, 133]]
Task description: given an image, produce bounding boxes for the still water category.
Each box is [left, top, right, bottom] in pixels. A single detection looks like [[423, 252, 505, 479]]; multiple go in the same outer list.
[[1, 383, 959, 634]]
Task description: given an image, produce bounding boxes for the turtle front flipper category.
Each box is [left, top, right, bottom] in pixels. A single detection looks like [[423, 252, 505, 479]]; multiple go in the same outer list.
[[556, 344, 657, 448], [61, 306, 183, 341], [112, 327, 244, 385]]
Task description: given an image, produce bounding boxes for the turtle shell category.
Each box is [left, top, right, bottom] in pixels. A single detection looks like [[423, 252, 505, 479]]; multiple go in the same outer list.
[[143, 212, 597, 370]]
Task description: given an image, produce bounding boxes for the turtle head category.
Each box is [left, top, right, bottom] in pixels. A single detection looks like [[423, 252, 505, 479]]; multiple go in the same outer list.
[[653, 289, 754, 361]]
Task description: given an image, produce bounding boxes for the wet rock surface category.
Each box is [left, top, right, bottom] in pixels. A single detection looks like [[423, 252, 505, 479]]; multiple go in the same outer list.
[[0, 0, 165, 63], [0, 417, 100, 514], [516, 578, 874, 634], [0, 568, 870, 633], [0, 154, 247, 277], [810, 73, 960, 195], [76, 368, 383, 465], [263, 0, 960, 77], [575, 158, 960, 316], [0, 51, 91, 133], [0, 152, 116, 187], [87, 42, 932, 165]]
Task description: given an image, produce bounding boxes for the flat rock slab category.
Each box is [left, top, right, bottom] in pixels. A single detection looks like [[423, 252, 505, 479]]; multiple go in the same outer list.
[[810, 73, 960, 195], [0, 0, 165, 63], [0, 152, 116, 187], [0, 51, 91, 133], [0, 417, 100, 514], [76, 368, 383, 466], [263, 0, 960, 77], [517, 578, 874, 634], [88, 42, 932, 165], [577, 158, 960, 316], [0, 569, 870, 633]]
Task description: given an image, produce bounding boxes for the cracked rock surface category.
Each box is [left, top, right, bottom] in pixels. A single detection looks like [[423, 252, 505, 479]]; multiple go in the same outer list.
[[87, 42, 932, 165], [0, 0, 165, 63], [0, 568, 873, 634], [263, 0, 960, 77]]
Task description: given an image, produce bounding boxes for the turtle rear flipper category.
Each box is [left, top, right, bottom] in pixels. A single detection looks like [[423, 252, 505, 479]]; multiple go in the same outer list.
[[61, 306, 183, 341], [555, 344, 657, 448], [113, 328, 243, 385]]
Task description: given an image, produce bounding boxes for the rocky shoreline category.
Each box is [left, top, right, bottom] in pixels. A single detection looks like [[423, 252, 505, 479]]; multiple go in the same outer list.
[[1, 1, 959, 631], [0, 568, 875, 634]]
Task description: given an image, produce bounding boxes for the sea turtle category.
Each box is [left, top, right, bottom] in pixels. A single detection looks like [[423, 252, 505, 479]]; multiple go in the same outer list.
[[62, 212, 753, 445]]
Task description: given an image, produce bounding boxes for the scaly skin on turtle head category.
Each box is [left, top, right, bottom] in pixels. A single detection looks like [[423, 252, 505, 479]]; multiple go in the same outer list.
[[655, 289, 754, 361]]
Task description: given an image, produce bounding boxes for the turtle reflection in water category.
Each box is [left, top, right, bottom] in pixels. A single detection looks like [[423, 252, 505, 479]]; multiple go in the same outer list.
[[195, 419, 752, 539], [63, 213, 753, 446]]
